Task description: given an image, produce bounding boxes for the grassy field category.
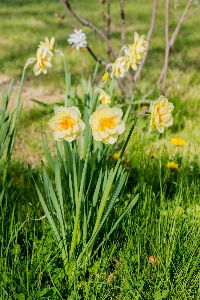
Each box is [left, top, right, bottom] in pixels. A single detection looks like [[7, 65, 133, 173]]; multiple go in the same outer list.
[[0, 0, 200, 299]]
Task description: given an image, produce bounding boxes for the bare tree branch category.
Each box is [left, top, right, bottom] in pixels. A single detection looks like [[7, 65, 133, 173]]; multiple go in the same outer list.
[[184, 4, 200, 21], [59, 0, 117, 60], [107, 0, 111, 60], [161, 0, 170, 94], [120, 0, 126, 47], [86, 45, 107, 66], [133, 0, 158, 86], [143, 0, 194, 99]]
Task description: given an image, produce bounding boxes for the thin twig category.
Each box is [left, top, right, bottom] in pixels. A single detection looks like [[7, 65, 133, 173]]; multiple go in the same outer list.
[[59, 0, 117, 60], [184, 4, 200, 21], [161, 0, 170, 94], [107, 0, 111, 60], [120, 0, 126, 47], [86, 45, 107, 66], [133, 0, 158, 86]]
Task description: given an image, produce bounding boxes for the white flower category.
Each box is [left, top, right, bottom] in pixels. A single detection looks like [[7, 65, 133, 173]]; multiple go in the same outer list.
[[67, 29, 87, 50]]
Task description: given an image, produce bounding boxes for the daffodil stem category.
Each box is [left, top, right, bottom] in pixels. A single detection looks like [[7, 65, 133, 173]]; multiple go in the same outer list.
[[120, 110, 151, 159], [63, 57, 70, 107], [120, 116, 138, 159]]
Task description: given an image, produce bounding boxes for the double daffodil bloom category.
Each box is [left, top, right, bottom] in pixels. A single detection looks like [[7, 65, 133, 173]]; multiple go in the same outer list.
[[149, 95, 174, 133], [124, 32, 148, 70], [48, 106, 85, 142], [110, 56, 130, 78], [33, 37, 56, 75], [89, 104, 125, 144], [96, 89, 111, 104]]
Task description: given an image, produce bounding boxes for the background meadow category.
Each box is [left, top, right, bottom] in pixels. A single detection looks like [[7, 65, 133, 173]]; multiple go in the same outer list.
[[0, 0, 200, 299]]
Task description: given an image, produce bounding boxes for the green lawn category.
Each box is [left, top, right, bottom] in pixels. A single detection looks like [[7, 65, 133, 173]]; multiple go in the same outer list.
[[0, 0, 200, 299]]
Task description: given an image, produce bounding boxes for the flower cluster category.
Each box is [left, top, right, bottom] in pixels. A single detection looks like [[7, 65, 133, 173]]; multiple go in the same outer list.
[[34, 37, 55, 76], [67, 29, 87, 51], [110, 32, 148, 78]]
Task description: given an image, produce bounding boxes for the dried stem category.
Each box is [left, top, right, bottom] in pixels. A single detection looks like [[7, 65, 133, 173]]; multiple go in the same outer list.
[[120, 0, 126, 47], [133, 0, 158, 86], [59, 0, 117, 60], [161, 0, 170, 94]]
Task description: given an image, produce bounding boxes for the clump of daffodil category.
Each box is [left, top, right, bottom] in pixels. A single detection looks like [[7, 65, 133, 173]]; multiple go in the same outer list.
[[48, 106, 85, 142], [110, 56, 130, 78], [95, 89, 111, 104], [33, 37, 56, 76], [171, 138, 186, 146], [89, 104, 125, 144], [167, 161, 179, 169], [149, 95, 174, 133], [124, 32, 148, 70]]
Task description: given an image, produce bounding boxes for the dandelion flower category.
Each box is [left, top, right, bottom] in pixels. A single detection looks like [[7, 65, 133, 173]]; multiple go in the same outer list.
[[167, 162, 179, 169], [111, 56, 130, 78], [149, 95, 174, 133], [67, 29, 87, 51], [89, 104, 125, 144], [113, 153, 120, 161], [48, 106, 85, 142], [171, 138, 186, 146]]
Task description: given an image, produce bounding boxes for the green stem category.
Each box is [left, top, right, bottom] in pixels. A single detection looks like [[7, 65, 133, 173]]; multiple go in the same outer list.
[[63, 57, 70, 107], [120, 110, 151, 159]]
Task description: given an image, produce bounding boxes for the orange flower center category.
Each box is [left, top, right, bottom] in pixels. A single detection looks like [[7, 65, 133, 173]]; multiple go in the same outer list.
[[100, 117, 115, 132], [60, 117, 74, 130]]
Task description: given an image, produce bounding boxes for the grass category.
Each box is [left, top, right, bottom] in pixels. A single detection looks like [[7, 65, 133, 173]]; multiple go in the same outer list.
[[0, 0, 200, 299]]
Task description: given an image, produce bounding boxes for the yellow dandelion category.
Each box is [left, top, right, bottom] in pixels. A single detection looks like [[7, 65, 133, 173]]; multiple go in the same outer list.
[[113, 153, 120, 161], [171, 138, 186, 146], [167, 162, 179, 169]]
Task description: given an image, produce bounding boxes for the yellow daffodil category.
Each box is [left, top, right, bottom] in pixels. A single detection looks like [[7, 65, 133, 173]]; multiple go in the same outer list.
[[89, 104, 125, 144], [124, 32, 148, 70], [102, 72, 109, 82], [48, 106, 85, 142], [34, 46, 53, 75], [167, 162, 179, 169], [111, 56, 130, 78], [171, 138, 186, 146], [40, 37, 55, 51], [149, 95, 174, 133], [97, 89, 111, 104]]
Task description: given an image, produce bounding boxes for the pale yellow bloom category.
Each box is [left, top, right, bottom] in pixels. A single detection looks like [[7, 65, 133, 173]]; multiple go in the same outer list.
[[40, 37, 55, 51], [124, 32, 148, 70], [98, 89, 111, 104], [102, 72, 109, 82], [89, 104, 125, 144], [111, 56, 130, 78], [48, 106, 85, 142], [167, 162, 179, 169], [34, 46, 53, 75], [171, 138, 186, 146], [149, 95, 174, 133]]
